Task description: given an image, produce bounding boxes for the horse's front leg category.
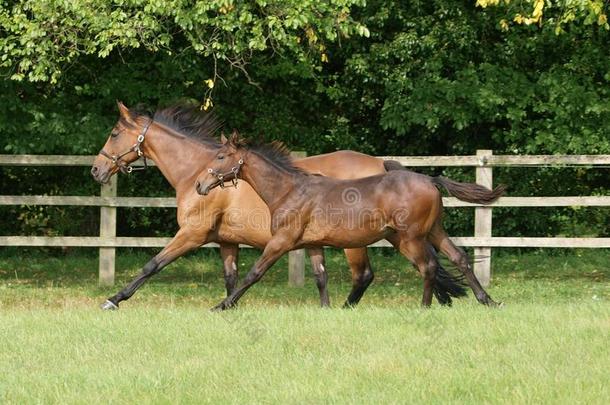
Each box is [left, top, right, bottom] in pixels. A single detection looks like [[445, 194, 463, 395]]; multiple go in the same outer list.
[[219, 243, 239, 296], [100, 227, 206, 310], [307, 247, 330, 307], [211, 235, 293, 311]]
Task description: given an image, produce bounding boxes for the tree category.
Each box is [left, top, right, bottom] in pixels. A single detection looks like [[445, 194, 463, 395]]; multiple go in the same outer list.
[[318, 0, 610, 156], [0, 0, 369, 91], [475, 0, 609, 34], [0, 0, 608, 240]]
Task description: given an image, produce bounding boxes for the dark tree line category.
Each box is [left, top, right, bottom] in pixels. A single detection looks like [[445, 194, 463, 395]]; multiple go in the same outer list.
[[1, 0, 608, 241]]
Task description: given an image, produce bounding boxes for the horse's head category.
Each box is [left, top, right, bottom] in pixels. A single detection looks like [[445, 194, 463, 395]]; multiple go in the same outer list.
[[91, 101, 151, 184], [195, 131, 244, 195]]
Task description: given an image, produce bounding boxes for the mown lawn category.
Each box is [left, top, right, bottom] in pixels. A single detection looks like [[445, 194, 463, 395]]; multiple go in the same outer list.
[[0, 248, 608, 404]]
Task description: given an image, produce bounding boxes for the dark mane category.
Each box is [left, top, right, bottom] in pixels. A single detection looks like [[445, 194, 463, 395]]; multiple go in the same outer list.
[[154, 104, 222, 144], [245, 140, 306, 175], [122, 103, 222, 145]]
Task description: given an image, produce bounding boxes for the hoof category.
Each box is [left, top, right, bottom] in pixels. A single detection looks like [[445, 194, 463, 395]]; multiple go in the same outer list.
[[486, 299, 503, 308], [210, 300, 233, 312], [100, 300, 119, 310]]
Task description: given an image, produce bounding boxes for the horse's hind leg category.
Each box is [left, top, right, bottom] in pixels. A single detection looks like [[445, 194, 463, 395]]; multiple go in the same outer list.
[[343, 248, 374, 308], [430, 226, 500, 306], [220, 243, 239, 296], [393, 236, 438, 307], [307, 248, 330, 307]]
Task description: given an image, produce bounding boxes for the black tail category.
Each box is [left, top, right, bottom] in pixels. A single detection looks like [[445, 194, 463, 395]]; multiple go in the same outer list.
[[432, 176, 506, 205], [434, 262, 468, 306]]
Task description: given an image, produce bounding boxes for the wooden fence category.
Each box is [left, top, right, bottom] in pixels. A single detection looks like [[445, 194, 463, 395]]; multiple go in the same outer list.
[[1, 151, 609, 287]]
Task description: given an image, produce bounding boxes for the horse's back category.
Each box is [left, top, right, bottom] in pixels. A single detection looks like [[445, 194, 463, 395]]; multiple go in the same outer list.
[[294, 150, 386, 179]]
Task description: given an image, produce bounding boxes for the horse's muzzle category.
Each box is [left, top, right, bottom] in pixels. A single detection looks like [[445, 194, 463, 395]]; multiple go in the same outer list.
[[196, 180, 217, 196], [91, 165, 112, 184]]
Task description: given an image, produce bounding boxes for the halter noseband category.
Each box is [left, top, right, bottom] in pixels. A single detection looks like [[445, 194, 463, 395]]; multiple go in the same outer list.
[[99, 119, 152, 174], [207, 158, 244, 189]]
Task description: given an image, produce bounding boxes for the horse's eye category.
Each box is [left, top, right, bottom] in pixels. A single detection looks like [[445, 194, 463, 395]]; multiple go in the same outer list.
[[111, 131, 119, 138], [217, 155, 224, 160]]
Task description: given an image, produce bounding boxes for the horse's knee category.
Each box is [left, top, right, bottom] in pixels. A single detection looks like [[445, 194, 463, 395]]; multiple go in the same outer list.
[[314, 272, 327, 290], [312, 261, 325, 276], [352, 262, 374, 285], [223, 260, 238, 277], [422, 260, 438, 281], [312, 263, 327, 287], [360, 267, 374, 285], [223, 264, 238, 292]]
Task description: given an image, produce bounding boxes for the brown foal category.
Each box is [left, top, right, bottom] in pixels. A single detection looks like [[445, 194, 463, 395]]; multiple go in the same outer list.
[[91, 102, 391, 309], [196, 133, 505, 311]]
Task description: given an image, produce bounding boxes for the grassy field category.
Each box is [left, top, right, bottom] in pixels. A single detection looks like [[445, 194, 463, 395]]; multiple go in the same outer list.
[[0, 248, 608, 403]]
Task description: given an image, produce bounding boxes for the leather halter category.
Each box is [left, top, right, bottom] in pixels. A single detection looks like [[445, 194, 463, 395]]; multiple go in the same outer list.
[[99, 119, 152, 174], [207, 158, 244, 188]]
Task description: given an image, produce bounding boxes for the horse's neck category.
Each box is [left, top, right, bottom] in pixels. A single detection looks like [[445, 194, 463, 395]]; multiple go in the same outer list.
[[242, 152, 301, 209], [143, 125, 215, 190]]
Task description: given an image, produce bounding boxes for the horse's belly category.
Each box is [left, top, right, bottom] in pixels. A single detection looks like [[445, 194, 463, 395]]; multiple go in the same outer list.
[[302, 215, 390, 248], [217, 209, 272, 248]]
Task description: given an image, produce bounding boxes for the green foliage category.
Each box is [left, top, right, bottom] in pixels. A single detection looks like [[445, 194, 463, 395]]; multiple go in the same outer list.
[[0, 0, 367, 84], [321, 0, 610, 155], [476, 0, 609, 33], [0, 0, 608, 240]]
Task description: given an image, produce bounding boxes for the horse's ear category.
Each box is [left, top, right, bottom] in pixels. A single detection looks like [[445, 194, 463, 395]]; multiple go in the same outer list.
[[117, 101, 135, 124], [117, 100, 128, 115], [220, 132, 228, 145], [229, 130, 240, 146]]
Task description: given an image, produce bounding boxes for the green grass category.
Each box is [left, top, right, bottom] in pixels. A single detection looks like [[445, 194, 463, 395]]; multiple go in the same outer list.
[[0, 248, 609, 403]]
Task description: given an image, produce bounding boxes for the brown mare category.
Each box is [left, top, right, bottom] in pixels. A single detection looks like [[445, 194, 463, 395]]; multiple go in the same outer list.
[[91, 102, 394, 309], [196, 133, 505, 311]]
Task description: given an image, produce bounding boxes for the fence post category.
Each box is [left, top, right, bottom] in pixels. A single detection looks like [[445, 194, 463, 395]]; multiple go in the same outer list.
[[474, 149, 493, 286], [288, 151, 307, 287], [99, 176, 117, 286]]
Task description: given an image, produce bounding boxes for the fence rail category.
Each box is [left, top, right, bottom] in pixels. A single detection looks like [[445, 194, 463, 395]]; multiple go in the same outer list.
[[1, 152, 609, 287], [1, 236, 608, 249]]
